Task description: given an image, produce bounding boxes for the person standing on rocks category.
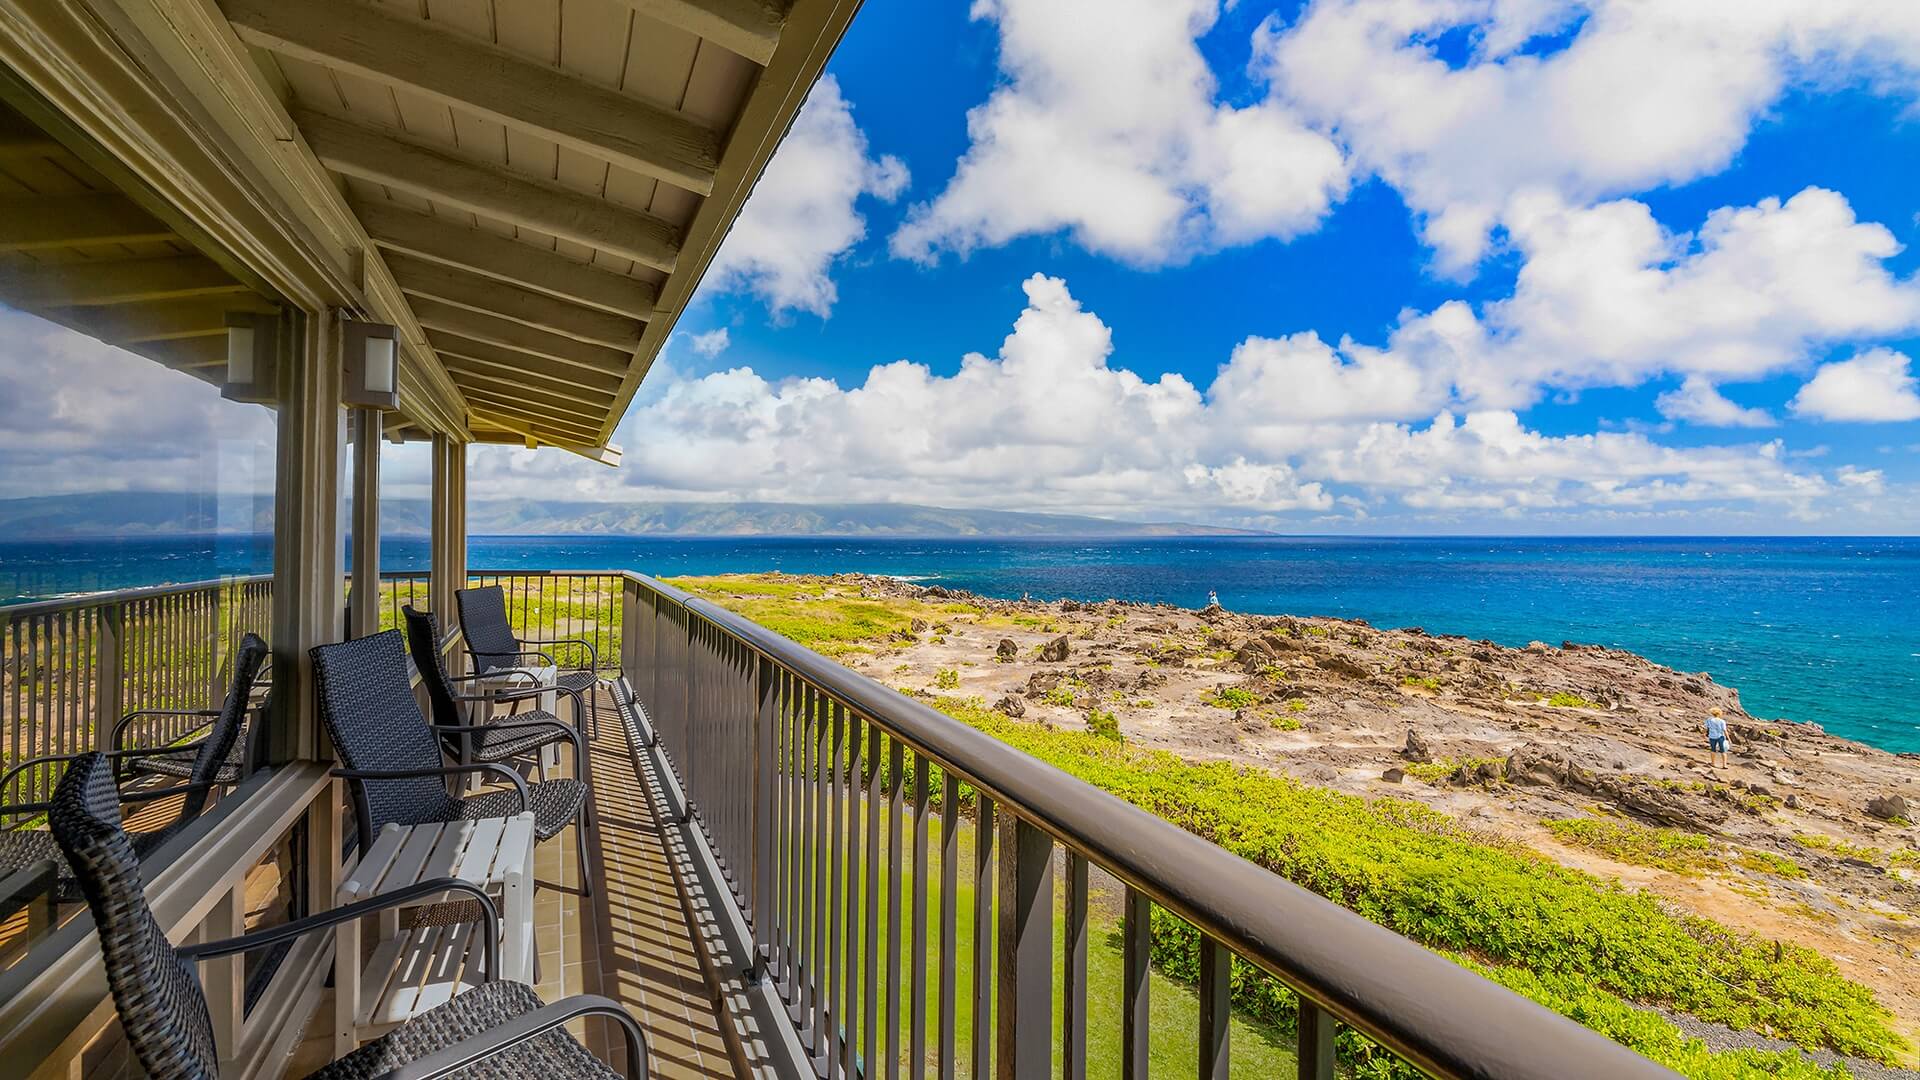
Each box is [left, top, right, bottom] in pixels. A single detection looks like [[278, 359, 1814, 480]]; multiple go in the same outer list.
[[1704, 707, 1729, 769]]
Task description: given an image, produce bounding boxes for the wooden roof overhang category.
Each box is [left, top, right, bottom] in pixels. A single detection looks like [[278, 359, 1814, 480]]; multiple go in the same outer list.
[[0, 0, 862, 460]]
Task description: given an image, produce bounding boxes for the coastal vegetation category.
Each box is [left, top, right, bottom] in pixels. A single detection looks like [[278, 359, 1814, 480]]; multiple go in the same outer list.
[[397, 571, 1906, 1074]]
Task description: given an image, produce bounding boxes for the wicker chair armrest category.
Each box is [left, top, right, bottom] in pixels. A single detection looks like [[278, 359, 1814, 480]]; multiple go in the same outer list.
[[1, 747, 213, 799], [432, 720, 584, 765], [374, 993, 649, 1080], [517, 637, 599, 669], [118, 779, 218, 806], [330, 764, 531, 814], [179, 876, 499, 975], [112, 708, 221, 750], [468, 647, 557, 668], [451, 684, 547, 706]]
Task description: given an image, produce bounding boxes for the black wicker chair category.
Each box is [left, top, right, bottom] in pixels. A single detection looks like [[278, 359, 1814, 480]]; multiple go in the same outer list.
[[115, 656, 271, 786], [456, 585, 602, 735], [402, 605, 582, 778], [48, 751, 648, 1080], [0, 633, 270, 901], [311, 631, 595, 896]]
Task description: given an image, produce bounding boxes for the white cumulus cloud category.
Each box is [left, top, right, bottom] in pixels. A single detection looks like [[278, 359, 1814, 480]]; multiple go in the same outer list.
[[467, 274, 1869, 526], [1654, 377, 1775, 429], [1371, 188, 1920, 410], [1791, 348, 1920, 422], [0, 308, 277, 498], [707, 76, 907, 318], [1258, 0, 1920, 271], [686, 328, 731, 359], [889, 0, 1348, 266]]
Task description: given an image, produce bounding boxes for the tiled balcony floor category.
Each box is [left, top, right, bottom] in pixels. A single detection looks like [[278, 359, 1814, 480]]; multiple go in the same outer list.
[[286, 689, 734, 1078]]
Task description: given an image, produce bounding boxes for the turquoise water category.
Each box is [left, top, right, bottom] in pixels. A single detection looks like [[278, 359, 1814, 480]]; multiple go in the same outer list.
[[3, 534, 1915, 752]]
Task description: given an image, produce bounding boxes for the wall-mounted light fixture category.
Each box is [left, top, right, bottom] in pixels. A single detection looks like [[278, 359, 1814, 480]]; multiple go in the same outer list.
[[220, 312, 276, 403], [343, 320, 400, 411]]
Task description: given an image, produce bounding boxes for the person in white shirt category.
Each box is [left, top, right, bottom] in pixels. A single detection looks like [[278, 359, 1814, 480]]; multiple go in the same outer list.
[[1703, 707, 1729, 768]]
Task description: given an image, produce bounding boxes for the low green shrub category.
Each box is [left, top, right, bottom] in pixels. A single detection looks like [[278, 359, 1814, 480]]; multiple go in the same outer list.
[[933, 668, 960, 690], [1203, 686, 1260, 710], [1548, 691, 1601, 708], [1086, 708, 1121, 741], [914, 699, 1901, 1063], [1547, 817, 1716, 874], [1148, 914, 1853, 1080]]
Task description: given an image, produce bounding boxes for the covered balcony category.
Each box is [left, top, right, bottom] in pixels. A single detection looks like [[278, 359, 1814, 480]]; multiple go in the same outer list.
[[0, 2, 1676, 1078]]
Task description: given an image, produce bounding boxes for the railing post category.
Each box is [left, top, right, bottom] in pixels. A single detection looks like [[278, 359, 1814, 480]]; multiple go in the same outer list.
[[93, 602, 122, 755], [995, 814, 1053, 1080], [1297, 999, 1337, 1080], [1200, 936, 1230, 1080], [208, 581, 226, 705], [754, 653, 775, 967], [1122, 887, 1150, 1080]]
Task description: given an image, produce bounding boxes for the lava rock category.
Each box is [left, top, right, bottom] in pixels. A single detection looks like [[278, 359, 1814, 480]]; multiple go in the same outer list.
[[1866, 794, 1910, 822], [1039, 636, 1071, 663], [995, 638, 1018, 661], [1025, 671, 1062, 697], [994, 695, 1027, 718], [1401, 728, 1435, 764], [1381, 767, 1405, 783]]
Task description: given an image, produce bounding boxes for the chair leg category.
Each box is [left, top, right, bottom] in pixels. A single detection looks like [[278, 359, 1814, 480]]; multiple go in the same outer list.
[[575, 808, 593, 899]]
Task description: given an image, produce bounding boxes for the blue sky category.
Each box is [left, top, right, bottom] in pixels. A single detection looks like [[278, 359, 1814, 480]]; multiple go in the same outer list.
[[9, 0, 1920, 533], [580, 0, 1920, 533]]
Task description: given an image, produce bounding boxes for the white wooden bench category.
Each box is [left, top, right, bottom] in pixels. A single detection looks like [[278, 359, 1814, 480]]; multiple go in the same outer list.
[[332, 813, 536, 1054]]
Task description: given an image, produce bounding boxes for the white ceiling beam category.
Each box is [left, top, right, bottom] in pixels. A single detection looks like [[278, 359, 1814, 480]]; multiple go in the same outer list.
[[352, 199, 658, 320], [385, 252, 642, 353], [0, 193, 174, 250], [223, 0, 720, 196], [609, 0, 785, 66], [296, 108, 681, 273], [0, 255, 247, 307]]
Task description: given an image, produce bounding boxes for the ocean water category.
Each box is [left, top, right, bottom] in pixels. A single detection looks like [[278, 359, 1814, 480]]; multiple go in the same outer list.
[[3, 534, 1915, 753]]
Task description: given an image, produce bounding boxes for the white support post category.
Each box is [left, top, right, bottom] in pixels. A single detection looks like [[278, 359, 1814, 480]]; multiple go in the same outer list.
[[349, 407, 382, 639], [268, 308, 345, 765]]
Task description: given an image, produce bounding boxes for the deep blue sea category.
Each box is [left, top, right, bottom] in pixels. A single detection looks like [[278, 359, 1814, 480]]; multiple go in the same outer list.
[[3, 534, 1915, 753]]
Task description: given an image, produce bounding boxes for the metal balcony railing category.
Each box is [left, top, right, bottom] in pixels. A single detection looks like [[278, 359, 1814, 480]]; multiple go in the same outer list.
[[620, 571, 1677, 1080], [2, 569, 1680, 1078], [1, 576, 271, 809]]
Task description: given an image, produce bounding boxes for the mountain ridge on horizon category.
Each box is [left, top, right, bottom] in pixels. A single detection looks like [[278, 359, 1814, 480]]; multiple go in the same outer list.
[[0, 492, 1264, 539]]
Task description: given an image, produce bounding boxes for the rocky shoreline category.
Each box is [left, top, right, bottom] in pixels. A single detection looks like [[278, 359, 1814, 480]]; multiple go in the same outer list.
[[759, 572, 1920, 1048]]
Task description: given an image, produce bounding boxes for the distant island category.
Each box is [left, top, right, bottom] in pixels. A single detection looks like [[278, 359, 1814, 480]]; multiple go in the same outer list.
[[0, 492, 1263, 539]]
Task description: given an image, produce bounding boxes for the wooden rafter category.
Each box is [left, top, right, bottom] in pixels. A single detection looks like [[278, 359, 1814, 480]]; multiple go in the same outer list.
[[610, 0, 785, 66], [0, 254, 246, 306], [295, 109, 681, 273], [0, 193, 173, 250], [351, 200, 658, 320], [447, 367, 615, 416], [440, 355, 621, 407], [54, 295, 275, 344], [460, 390, 604, 441], [424, 330, 627, 392], [224, 0, 721, 196], [408, 297, 632, 373], [385, 252, 642, 352]]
